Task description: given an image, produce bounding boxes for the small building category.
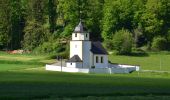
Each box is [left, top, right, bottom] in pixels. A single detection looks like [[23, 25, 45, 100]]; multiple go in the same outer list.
[[46, 21, 139, 74], [66, 21, 108, 68]]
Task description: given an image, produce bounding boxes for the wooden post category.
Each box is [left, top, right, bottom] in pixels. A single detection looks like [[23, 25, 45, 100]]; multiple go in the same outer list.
[[61, 56, 62, 72]]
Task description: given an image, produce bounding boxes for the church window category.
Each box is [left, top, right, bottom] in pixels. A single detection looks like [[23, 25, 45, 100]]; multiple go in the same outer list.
[[71, 63, 72, 65], [101, 57, 103, 63], [75, 33, 77, 37], [96, 56, 98, 63], [86, 34, 88, 38], [75, 45, 77, 48]]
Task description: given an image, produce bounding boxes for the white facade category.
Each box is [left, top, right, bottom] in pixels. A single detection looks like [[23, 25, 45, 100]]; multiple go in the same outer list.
[[70, 41, 83, 59], [82, 41, 91, 68], [92, 54, 108, 68], [66, 62, 83, 68], [66, 21, 108, 68], [72, 33, 89, 41]]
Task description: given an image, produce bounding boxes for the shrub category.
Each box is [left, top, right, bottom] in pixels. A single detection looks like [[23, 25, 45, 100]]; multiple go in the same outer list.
[[151, 36, 167, 51], [104, 39, 114, 50], [33, 41, 65, 54], [22, 20, 49, 50], [167, 30, 170, 50], [112, 29, 133, 55], [49, 51, 69, 59]]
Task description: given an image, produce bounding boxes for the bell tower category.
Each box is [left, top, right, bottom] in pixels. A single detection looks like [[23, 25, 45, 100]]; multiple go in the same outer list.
[[67, 0, 91, 68], [72, 21, 89, 41], [69, 21, 91, 68]]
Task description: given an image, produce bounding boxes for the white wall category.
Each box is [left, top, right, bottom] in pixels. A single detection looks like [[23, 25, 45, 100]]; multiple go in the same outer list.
[[46, 64, 138, 74], [108, 64, 140, 71], [66, 62, 83, 68], [46, 65, 133, 74], [70, 38, 91, 68], [70, 41, 83, 59], [72, 33, 89, 41], [46, 65, 61, 71], [82, 41, 91, 68], [66, 62, 76, 68], [93, 54, 108, 68], [46, 64, 89, 73], [90, 52, 93, 68], [90, 68, 110, 73]]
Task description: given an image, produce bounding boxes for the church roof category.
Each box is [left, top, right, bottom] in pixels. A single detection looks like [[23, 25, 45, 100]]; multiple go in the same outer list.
[[91, 41, 108, 55], [74, 21, 87, 33], [67, 55, 82, 62]]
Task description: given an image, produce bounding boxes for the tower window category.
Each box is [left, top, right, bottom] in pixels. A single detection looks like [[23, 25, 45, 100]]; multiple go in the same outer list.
[[75, 33, 77, 37], [101, 57, 103, 63], [86, 34, 88, 38], [96, 56, 98, 63], [75, 45, 77, 48]]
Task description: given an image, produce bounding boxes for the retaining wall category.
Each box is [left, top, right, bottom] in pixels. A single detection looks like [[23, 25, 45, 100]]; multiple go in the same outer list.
[[46, 64, 138, 74]]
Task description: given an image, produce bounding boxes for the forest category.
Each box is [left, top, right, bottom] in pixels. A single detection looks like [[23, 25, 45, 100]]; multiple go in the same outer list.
[[0, 0, 170, 55]]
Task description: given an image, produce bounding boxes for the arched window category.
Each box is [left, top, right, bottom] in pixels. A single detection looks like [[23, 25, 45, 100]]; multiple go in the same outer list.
[[101, 57, 103, 63], [86, 34, 88, 38], [75, 33, 77, 37], [96, 56, 98, 63]]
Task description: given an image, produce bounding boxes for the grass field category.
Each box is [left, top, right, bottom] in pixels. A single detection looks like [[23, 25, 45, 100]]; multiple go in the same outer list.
[[1, 52, 170, 99], [109, 52, 170, 71]]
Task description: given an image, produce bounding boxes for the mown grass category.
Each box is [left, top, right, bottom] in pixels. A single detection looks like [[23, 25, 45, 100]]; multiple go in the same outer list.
[[1, 52, 170, 99], [1, 71, 170, 99], [109, 53, 170, 71]]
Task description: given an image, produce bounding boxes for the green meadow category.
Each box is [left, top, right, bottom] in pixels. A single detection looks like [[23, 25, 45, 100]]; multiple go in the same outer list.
[[1, 52, 170, 99], [109, 52, 170, 71]]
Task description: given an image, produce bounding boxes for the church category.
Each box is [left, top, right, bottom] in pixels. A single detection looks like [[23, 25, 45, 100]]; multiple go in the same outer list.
[[66, 21, 109, 68], [46, 21, 139, 74]]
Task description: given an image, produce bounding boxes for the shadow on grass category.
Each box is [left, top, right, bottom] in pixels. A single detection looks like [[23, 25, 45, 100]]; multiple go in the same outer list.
[[117, 51, 149, 57], [128, 51, 149, 57]]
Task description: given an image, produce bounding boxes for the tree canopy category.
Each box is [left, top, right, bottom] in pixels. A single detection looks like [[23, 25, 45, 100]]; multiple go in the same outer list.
[[0, 0, 170, 53]]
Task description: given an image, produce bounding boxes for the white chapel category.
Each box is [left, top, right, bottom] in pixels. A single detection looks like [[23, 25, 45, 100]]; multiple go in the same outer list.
[[66, 21, 108, 68], [46, 21, 139, 74]]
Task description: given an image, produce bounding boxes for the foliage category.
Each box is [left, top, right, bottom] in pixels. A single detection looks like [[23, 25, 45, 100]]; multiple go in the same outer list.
[[48, 0, 57, 33], [0, 0, 170, 52], [57, 0, 79, 36], [49, 51, 69, 59], [103, 39, 114, 50], [151, 36, 167, 51], [22, 20, 49, 50], [0, 0, 25, 49], [33, 41, 65, 54], [112, 29, 133, 55], [22, 0, 48, 51], [102, 0, 136, 40]]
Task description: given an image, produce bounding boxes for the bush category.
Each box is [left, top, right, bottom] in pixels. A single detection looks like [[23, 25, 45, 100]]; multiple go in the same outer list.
[[112, 29, 133, 55], [104, 39, 114, 50], [22, 20, 49, 50], [151, 36, 167, 51], [49, 51, 69, 59], [167, 30, 170, 50], [33, 41, 65, 54]]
